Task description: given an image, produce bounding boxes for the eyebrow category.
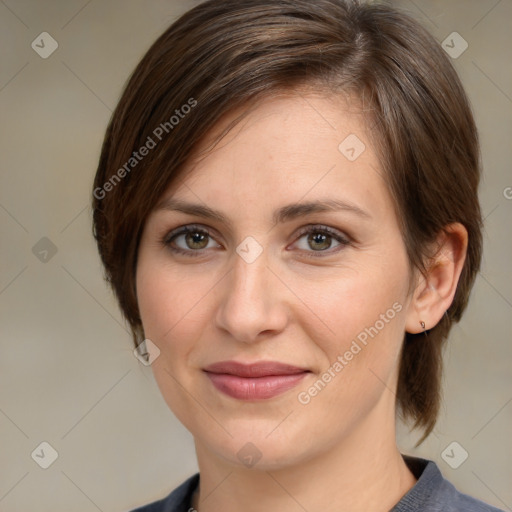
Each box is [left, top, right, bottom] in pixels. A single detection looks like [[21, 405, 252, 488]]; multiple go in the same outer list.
[[155, 197, 371, 228]]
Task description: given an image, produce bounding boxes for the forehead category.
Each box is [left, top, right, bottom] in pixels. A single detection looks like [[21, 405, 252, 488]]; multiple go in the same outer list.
[[158, 92, 390, 220]]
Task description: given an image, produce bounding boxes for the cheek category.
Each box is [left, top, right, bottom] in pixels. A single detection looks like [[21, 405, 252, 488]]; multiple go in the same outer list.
[[136, 254, 210, 340], [310, 266, 406, 344], [294, 284, 407, 425], [301, 257, 409, 392], [135, 252, 223, 400], [135, 255, 212, 426]]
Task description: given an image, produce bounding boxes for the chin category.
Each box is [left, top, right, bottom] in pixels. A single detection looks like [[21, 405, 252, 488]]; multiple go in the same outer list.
[[196, 422, 317, 472]]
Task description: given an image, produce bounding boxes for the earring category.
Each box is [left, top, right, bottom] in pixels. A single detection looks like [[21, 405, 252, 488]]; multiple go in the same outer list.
[[420, 320, 426, 330]]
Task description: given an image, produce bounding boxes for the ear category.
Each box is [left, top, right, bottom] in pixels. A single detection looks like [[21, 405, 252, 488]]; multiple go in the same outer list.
[[405, 223, 468, 334]]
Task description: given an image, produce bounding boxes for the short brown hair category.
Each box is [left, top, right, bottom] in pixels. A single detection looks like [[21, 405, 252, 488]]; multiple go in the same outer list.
[[92, 0, 482, 444]]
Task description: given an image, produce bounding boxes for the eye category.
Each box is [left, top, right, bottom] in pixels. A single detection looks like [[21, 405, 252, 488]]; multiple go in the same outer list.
[[162, 224, 221, 257], [161, 223, 351, 259], [292, 225, 351, 257]]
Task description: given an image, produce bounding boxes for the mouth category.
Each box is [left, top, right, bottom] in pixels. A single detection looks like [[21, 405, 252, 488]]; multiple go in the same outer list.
[[203, 360, 311, 400]]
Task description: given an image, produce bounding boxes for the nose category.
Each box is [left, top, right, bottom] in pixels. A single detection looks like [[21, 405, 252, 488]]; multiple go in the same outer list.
[[215, 247, 289, 344]]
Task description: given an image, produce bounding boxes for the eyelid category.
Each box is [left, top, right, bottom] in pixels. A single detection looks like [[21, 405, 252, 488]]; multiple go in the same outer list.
[[163, 223, 219, 244], [293, 223, 351, 242]]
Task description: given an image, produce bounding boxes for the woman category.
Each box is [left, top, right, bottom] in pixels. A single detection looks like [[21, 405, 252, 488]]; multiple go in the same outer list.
[[92, 0, 504, 510]]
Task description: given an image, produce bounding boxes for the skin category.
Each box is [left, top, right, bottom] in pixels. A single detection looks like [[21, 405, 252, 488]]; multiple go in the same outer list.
[[136, 91, 467, 512]]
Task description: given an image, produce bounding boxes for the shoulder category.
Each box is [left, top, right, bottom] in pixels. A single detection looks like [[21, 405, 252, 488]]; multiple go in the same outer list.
[[429, 473, 506, 512], [393, 455, 506, 512], [128, 473, 199, 512]]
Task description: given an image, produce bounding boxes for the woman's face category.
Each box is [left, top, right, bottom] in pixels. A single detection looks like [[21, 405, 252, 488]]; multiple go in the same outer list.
[[136, 92, 415, 470]]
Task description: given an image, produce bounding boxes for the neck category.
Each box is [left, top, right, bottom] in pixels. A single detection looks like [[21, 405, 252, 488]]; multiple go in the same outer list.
[[191, 410, 417, 512]]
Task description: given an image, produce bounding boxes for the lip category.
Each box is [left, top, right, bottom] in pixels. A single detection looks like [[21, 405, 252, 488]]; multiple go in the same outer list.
[[203, 360, 310, 400]]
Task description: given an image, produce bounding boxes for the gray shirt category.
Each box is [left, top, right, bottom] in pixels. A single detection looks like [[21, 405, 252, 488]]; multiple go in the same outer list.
[[130, 455, 506, 512]]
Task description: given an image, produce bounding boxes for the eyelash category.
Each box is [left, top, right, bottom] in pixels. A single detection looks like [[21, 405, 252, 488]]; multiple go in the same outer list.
[[161, 223, 351, 259]]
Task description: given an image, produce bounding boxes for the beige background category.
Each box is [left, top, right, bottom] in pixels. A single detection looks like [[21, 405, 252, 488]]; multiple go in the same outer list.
[[0, 0, 510, 511]]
